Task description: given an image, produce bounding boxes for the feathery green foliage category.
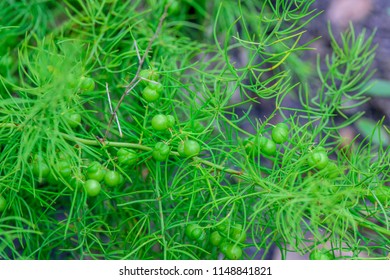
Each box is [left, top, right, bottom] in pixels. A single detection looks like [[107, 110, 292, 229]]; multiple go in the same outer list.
[[0, 0, 389, 260]]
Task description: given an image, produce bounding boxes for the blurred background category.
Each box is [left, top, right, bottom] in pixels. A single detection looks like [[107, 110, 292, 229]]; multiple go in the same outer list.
[[272, 0, 390, 259], [309, 0, 390, 118], [252, 0, 390, 161]]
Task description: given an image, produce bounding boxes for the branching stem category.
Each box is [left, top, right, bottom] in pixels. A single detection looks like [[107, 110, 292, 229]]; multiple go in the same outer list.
[[62, 133, 243, 176], [104, 4, 169, 139]]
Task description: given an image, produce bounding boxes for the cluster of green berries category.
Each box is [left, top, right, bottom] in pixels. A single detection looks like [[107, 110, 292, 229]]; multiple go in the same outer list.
[[245, 122, 289, 157], [152, 139, 202, 162], [84, 161, 125, 197], [185, 224, 207, 242], [68, 75, 95, 92], [31, 154, 72, 184], [185, 220, 246, 260], [63, 76, 96, 129], [211, 221, 246, 260], [140, 68, 202, 162], [151, 114, 175, 131], [29, 148, 138, 198], [140, 69, 163, 102], [306, 147, 343, 180], [84, 148, 139, 196], [245, 122, 342, 180]]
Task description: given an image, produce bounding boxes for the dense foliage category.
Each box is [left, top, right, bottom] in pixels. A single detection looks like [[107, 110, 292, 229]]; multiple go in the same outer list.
[[0, 0, 389, 260]]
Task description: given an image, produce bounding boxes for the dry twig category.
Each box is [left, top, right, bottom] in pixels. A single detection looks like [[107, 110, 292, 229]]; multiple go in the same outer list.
[[104, 4, 169, 139]]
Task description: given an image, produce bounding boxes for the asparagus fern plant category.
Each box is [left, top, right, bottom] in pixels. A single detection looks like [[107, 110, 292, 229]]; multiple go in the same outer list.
[[0, 0, 389, 260]]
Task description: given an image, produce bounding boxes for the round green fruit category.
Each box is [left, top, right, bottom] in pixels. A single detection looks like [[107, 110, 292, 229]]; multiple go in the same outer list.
[[142, 86, 160, 102], [307, 148, 329, 170], [177, 142, 185, 157], [152, 142, 170, 161], [104, 170, 122, 187], [68, 177, 84, 189], [0, 196, 6, 212], [151, 114, 169, 131], [64, 113, 81, 128], [325, 162, 341, 179], [191, 228, 205, 240], [168, 0, 181, 14], [219, 241, 230, 254], [139, 69, 159, 83], [80, 76, 95, 91], [56, 161, 72, 178], [84, 179, 101, 197], [258, 137, 277, 156], [225, 244, 243, 260], [230, 224, 246, 243], [148, 81, 163, 93], [185, 224, 206, 241], [166, 115, 175, 128], [210, 231, 223, 246], [309, 249, 335, 260], [185, 224, 197, 238], [182, 140, 201, 157], [86, 161, 106, 182], [117, 148, 138, 166], [271, 123, 289, 144], [32, 160, 50, 179]]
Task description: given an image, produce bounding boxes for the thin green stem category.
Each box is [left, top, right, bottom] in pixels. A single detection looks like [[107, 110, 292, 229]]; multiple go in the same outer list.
[[63, 133, 243, 175], [155, 162, 167, 259]]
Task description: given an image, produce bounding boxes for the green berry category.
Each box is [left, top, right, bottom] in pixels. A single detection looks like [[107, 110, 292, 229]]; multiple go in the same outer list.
[[104, 170, 122, 187], [231, 224, 246, 243], [185, 224, 206, 241], [219, 241, 230, 254], [307, 148, 329, 170], [152, 142, 170, 161], [117, 148, 138, 166], [32, 160, 50, 179], [210, 231, 223, 246], [166, 115, 175, 128], [258, 136, 276, 156], [182, 140, 201, 157], [56, 161, 72, 178], [86, 161, 106, 182], [309, 249, 334, 260], [0, 196, 6, 212], [148, 81, 163, 93], [225, 244, 243, 260], [84, 179, 102, 197], [80, 76, 95, 91], [142, 87, 160, 102], [151, 114, 169, 131], [139, 69, 159, 83], [64, 113, 81, 128], [271, 123, 289, 144]]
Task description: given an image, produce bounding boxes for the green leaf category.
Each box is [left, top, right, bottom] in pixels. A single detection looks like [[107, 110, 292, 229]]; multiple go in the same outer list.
[[356, 118, 390, 146], [365, 79, 390, 97]]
